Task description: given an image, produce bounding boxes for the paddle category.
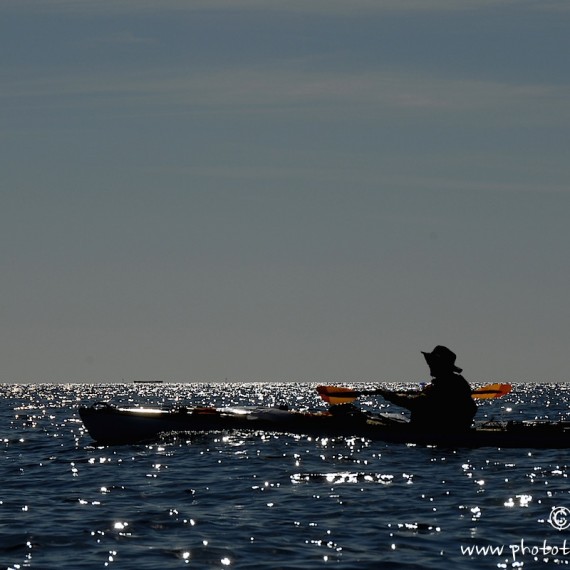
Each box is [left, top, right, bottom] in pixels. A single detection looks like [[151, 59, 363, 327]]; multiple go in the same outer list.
[[471, 383, 512, 399], [316, 382, 512, 405]]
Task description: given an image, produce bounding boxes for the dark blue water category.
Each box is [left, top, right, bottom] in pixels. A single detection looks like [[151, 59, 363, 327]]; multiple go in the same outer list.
[[2, 383, 570, 569]]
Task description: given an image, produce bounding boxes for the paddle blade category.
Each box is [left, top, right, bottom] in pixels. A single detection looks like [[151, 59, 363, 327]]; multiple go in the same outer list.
[[316, 385, 358, 405], [472, 383, 512, 399]]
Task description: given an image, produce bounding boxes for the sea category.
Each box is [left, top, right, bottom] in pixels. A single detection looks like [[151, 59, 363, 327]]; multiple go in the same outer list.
[[2, 382, 570, 570]]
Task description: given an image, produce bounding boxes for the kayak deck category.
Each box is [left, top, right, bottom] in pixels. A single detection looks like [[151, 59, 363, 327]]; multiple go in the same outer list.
[[78, 402, 570, 448]]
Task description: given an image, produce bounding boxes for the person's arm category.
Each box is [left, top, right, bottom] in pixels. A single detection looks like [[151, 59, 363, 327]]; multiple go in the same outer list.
[[378, 389, 424, 411]]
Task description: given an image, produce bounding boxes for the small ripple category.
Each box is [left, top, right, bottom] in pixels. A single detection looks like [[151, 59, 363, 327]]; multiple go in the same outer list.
[[291, 471, 396, 485]]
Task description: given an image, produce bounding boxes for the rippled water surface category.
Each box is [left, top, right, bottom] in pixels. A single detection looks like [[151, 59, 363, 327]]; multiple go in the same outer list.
[[2, 382, 570, 569]]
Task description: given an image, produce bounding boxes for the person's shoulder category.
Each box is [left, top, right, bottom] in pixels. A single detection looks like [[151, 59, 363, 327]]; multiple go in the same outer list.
[[454, 374, 474, 393], [455, 374, 471, 385]]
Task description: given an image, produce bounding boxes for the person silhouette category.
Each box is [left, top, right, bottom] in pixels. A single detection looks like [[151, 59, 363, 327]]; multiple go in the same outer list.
[[378, 346, 477, 430]]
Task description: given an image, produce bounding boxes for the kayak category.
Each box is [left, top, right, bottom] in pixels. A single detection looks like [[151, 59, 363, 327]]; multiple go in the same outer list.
[[78, 402, 570, 448]]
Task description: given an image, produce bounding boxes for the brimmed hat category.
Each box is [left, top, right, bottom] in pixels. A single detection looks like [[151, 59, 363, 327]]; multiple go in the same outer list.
[[422, 345, 462, 373]]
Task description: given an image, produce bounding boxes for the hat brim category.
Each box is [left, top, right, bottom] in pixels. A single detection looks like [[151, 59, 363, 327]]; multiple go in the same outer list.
[[422, 351, 462, 373]]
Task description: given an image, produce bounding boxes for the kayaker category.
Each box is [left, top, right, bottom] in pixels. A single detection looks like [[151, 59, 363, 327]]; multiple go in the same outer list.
[[377, 346, 477, 431]]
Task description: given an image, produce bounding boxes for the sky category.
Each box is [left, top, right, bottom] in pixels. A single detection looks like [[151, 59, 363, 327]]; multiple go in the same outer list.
[[1, 0, 569, 383]]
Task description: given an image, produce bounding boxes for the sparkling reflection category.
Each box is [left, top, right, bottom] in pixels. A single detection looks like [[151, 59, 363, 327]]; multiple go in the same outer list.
[[2, 382, 570, 569]]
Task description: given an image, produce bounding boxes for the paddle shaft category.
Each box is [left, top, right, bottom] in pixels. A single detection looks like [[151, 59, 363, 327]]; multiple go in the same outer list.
[[320, 388, 502, 398]]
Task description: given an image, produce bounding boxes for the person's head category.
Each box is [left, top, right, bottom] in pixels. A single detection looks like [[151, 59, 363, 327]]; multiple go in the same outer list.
[[422, 345, 462, 376]]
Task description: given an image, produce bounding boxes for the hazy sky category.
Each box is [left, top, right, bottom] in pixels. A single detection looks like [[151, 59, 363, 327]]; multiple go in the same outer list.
[[2, 0, 569, 383]]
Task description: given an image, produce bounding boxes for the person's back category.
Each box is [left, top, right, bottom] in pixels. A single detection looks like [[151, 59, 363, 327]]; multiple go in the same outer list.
[[379, 346, 477, 431], [408, 371, 476, 430]]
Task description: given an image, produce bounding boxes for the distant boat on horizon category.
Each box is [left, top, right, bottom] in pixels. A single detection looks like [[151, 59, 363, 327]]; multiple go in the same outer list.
[[133, 380, 164, 384]]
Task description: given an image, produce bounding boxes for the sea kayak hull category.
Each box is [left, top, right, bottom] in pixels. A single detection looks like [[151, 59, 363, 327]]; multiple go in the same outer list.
[[78, 403, 570, 448]]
